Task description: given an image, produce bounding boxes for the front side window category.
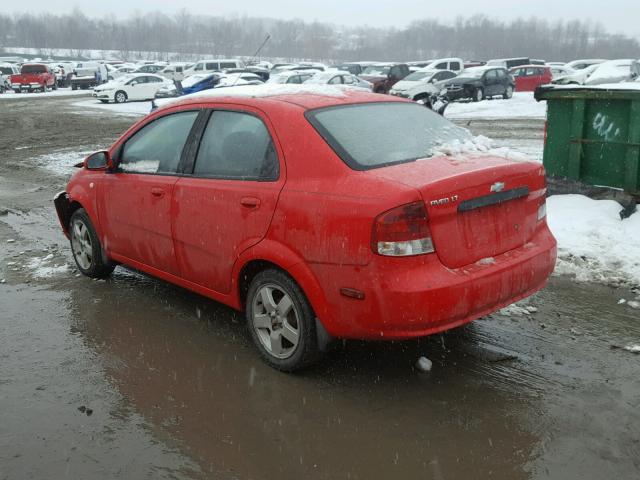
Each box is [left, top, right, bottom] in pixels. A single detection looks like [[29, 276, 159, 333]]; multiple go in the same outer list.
[[328, 76, 342, 85], [435, 62, 447, 70], [307, 102, 470, 170], [193, 111, 279, 180], [119, 111, 199, 174]]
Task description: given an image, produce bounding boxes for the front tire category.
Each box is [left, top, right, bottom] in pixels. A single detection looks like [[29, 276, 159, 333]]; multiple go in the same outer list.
[[246, 269, 320, 371], [114, 90, 127, 103], [69, 209, 115, 279], [473, 87, 484, 102]]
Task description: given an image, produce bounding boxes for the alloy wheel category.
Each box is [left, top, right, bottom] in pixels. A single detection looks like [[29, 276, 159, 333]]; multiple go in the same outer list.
[[71, 218, 93, 270], [252, 284, 300, 359]]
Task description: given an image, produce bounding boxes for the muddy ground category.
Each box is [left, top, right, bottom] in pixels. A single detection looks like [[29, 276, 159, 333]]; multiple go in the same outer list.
[[1, 96, 639, 480]]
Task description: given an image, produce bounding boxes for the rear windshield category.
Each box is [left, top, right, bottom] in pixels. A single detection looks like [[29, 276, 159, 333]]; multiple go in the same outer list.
[[306, 102, 470, 170], [22, 65, 47, 74]]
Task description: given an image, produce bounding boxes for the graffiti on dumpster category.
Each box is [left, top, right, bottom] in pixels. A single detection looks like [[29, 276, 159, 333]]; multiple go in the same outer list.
[[592, 113, 621, 142]]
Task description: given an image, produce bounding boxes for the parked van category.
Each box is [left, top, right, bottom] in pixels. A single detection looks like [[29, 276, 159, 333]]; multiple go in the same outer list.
[[486, 57, 532, 69], [184, 59, 245, 78]]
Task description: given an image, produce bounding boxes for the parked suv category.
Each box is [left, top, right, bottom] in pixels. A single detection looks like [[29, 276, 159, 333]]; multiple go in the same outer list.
[[360, 63, 410, 93], [54, 88, 556, 371], [442, 66, 515, 102]]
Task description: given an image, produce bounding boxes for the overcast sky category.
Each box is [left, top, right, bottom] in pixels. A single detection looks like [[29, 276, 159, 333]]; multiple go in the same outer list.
[[4, 1, 639, 37]]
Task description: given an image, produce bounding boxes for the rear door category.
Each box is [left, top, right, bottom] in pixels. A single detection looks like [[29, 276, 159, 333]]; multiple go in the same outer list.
[[172, 108, 285, 294], [484, 69, 500, 96], [99, 109, 200, 276]]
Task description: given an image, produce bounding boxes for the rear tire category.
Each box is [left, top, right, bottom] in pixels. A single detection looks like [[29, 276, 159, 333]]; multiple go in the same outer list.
[[114, 90, 127, 103], [246, 269, 321, 371], [503, 85, 513, 99], [69, 209, 115, 279]]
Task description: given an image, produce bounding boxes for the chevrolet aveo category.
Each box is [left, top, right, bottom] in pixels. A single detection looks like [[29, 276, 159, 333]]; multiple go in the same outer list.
[[54, 87, 556, 371]]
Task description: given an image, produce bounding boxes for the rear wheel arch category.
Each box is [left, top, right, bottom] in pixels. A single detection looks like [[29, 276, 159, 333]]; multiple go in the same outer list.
[[237, 257, 335, 353]]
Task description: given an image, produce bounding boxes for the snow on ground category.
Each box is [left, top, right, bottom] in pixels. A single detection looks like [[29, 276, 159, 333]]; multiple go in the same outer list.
[[547, 195, 640, 287], [25, 254, 71, 278], [0, 88, 90, 100], [72, 99, 152, 117], [31, 149, 96, 177], [446, 92, 547, 120]]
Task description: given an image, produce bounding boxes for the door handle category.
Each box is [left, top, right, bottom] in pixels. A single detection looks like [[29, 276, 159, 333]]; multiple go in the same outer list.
[[150, 187, 165, 198], [240, 196, 260, 208]]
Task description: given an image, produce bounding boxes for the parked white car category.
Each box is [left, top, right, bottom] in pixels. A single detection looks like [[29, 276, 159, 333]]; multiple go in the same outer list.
[[303, 71, 372, 91], [215, 72, 264, 88], [584, 59, 640, 86], [267, 70, 320, 84], [552, 64, 600, 85], [93, 74, 172, 103], [389, 69, 458, 101], [565, 59, 607, 71], [0, 63, 19, 91], [110, 65, 137, 80], [184, 59, 245, 78], [549, 65, 575, 79]]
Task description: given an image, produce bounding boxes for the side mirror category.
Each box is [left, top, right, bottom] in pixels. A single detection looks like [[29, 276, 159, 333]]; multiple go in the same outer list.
[[130, 81, 138, 86], [84, 151, 112, 170]]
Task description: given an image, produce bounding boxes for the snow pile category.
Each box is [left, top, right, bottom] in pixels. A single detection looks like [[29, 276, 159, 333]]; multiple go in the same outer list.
[[547, 195, 640, 286], [72, 99, 151, 116], [26, 255, 70, 278], [0, 88, 90, 100], [430, 134, 534, 162], [445, 92, 547, 120]]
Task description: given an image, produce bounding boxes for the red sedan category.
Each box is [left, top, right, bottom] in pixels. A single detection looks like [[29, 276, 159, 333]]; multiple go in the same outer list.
[[54, 87, 556, 371], [509, 65, 553, 92]]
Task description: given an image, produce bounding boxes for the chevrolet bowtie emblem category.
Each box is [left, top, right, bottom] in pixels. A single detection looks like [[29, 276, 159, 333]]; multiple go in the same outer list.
[[490, 182, 505, 193]]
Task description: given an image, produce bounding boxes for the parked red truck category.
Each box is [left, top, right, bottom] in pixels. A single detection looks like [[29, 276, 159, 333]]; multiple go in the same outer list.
[[10, 63, 57, 93]]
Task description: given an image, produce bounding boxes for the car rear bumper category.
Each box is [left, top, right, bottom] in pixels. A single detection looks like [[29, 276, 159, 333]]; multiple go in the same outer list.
[[311, 226, 557, 340]]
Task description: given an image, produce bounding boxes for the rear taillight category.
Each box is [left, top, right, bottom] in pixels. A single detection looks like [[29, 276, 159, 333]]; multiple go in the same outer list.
[[537, 201, 547, 221], [372, 202, 435, 257], [543, 121, 548, 146]]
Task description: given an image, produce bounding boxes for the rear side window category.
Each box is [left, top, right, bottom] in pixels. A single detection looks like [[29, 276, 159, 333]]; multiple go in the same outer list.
[[193, 111, 279, 181], [220, 62, 236, 69], [22, 65, 46, 74], [206, 63, 217, 70], [449, 62, 461, 71], [119, 111, 199, 174], [306, 102, 469, 170]]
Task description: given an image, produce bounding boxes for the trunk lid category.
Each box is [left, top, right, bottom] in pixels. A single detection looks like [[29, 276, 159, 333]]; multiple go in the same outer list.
[[368, 155, 546, 268]]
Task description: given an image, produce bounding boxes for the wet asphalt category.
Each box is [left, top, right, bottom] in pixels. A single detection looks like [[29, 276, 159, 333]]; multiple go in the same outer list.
[[1, 95, 639, 480]]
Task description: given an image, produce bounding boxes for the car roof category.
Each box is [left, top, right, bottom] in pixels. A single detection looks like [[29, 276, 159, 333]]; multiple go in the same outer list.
[[509, 64, 550, 70], [157, 84, 405, 112]]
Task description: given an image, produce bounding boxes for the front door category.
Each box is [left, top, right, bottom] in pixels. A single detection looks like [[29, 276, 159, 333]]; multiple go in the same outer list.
[[172, 109, 285, 294], [99, 110, 200, 276]]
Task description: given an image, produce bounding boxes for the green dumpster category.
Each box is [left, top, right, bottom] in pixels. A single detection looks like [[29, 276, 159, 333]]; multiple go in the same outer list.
[[535, 86, 640, 196]]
